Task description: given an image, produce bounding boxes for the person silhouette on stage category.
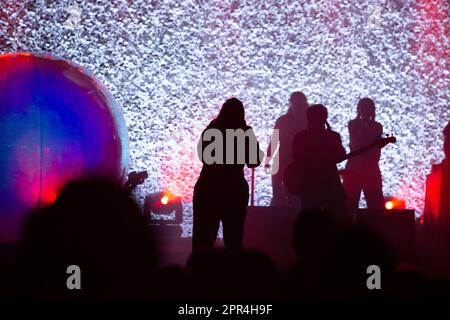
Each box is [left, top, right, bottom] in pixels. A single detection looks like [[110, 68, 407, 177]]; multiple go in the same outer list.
[[342, 98, 384, 214], [265, 92, 308, 206], [424, 122, 450, 233], [437, 122, 450, 233], [290, 104, 349, 225], [423, 121, 450, 277], [193, 98, 263, 254]]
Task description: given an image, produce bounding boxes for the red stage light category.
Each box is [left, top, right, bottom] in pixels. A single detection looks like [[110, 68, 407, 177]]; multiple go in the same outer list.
[[385, 197, 406, 210]]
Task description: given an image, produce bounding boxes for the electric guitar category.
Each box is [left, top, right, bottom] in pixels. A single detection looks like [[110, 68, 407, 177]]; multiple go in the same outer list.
[[283, 136, 396, 196]]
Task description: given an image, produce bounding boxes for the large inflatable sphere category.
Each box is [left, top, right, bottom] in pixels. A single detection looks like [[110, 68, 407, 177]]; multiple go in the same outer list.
[[0, 53, 128, 242]]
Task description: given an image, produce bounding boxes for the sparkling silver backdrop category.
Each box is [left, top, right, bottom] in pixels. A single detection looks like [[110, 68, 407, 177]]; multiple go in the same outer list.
[[1, 0, 449, 236]]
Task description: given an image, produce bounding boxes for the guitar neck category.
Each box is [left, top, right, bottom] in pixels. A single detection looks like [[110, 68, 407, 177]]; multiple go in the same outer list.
[[343, 144, 377, 162]]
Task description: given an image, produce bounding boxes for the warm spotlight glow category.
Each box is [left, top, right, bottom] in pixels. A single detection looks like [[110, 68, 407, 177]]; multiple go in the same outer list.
[[385, 201, 394, 210], [385, 197, 406, 210], [160, 195, 169, 205]]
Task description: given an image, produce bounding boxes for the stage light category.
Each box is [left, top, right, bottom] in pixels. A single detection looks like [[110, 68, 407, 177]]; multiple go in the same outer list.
[[144, 191, 183, 225], [385, 197, 406, 210], [161, 195, 169, 205], [385, 201, 394, 210]]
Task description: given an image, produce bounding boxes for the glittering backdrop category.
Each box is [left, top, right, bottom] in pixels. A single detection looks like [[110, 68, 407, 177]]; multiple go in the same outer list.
[[1, 0, 449, 236]]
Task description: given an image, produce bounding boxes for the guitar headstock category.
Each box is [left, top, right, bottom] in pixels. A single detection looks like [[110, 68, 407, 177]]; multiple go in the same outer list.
[[375, 135, 397, 149], [126, 170, 148, 190]]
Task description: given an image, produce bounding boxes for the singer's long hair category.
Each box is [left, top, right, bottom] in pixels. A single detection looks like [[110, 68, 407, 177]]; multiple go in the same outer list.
[[209, 97, 247, 130]]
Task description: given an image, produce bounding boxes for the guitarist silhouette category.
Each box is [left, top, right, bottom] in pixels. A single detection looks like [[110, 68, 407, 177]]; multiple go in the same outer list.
[[289, 104, 350, 225], [284, 104, 396, 224], [343, 98, 385, 214]]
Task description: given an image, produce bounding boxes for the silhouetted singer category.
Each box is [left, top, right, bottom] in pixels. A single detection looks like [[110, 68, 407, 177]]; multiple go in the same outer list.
[[288, 104, 349, 225], [343, 98, 384, 213], [265, 92, 308, 206], [193, 98, 263, 254]]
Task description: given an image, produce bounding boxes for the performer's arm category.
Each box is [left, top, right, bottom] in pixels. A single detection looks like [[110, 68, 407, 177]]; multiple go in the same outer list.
[[247, 128, 264, 168], [266, 119, 281, 160], [376, 122, 383, 138]]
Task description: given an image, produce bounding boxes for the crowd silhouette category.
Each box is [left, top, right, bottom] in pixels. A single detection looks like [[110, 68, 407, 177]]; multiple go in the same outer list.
[[0, 96, 449, 300]]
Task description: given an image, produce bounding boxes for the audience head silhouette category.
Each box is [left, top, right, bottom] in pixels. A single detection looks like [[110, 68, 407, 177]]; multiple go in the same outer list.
[[212, 97, 246, 129], [17, 177, 156, 299], [357, 98, 376, 121], [283, 209, 339, 299], [333, 226, 394, 298], [306, 104, 329, 131], [186, 249, 278, 299], [293, 209, 338, 259]]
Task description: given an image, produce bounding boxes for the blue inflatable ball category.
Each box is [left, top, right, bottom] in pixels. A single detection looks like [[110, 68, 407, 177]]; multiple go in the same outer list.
[[0, 52, 128, 242]]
